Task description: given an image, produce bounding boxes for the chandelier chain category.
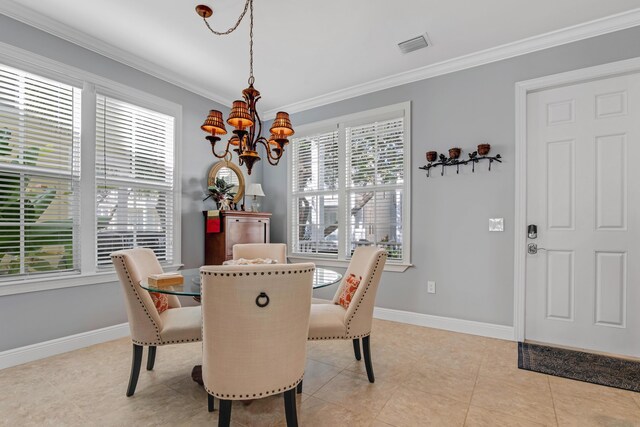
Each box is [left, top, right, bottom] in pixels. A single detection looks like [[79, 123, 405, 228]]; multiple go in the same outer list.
[[198, 0, 292, 176], [248, 0, 254, 85], [201, 0, 250, 36]]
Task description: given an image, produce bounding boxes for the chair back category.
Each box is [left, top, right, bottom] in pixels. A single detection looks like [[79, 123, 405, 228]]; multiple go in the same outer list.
[[111, 248, 177, 344], [200, 263, 314, 399], [232, 243, 287, 263], [332, 246, 387, 337]]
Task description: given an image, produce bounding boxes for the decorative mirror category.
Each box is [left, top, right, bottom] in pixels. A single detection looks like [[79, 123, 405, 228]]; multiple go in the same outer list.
[[208, 161, 245, 203]]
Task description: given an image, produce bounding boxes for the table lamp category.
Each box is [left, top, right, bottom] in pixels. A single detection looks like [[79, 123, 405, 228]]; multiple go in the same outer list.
[[245, 183, 265, 212]]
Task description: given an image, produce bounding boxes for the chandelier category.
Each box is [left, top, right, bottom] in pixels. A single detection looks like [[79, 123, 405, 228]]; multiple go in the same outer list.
[[196, 0, 294, 175]]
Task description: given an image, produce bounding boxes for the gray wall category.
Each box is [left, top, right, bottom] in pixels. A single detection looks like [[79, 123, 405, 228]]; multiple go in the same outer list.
[[263, 26, 640, 327], [0, 15, 245, 351]]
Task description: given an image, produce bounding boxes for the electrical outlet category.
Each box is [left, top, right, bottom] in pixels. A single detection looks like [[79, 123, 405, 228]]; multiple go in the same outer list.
[[427, 280, 436, 294]]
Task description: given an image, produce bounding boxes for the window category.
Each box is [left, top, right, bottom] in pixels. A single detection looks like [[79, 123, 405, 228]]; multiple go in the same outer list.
[[0, 55, 180, 290], [0, 64, 81, 278], [288, 103, 411, 269], [95, 95, 175, 267]]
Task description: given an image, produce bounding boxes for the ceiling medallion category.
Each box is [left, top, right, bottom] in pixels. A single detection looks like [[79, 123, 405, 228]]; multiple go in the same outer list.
[[197, 0, 294, 175]]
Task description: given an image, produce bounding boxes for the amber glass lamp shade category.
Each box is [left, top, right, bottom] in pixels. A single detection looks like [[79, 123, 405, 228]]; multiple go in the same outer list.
[[270, 111, 294, 136], [227, 100, 254, 129], [201, 110, 227, 135], [270, 133, 289, 147]]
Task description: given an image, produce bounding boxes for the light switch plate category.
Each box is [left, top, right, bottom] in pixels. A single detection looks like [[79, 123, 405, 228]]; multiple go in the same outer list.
[[489, 218, 504, 232], [427, 281, 436, 294]]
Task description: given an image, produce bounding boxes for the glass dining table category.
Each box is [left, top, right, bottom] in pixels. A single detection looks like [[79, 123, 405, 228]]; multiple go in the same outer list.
[[139, 266, 343, 298], [139, 266, 342, 388]]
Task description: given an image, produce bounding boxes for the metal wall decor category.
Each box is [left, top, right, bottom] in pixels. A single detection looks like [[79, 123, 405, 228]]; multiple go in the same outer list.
[[419, 143, 502, 177]]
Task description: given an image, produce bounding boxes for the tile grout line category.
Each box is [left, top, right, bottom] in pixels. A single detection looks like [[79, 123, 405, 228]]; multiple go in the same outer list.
[[370, 359, 422, 422], [461, 350, 484, 426], [311, 365, 399, 420], [547, 376, 561, 426], [309, 365, 347, 397]]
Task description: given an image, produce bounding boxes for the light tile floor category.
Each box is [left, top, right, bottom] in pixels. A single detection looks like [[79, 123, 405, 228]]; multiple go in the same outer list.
[[1, 319, 639, 426]]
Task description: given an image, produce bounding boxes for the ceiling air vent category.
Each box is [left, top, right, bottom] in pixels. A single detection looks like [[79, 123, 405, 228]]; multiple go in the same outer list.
[[398, 34, 430, 54]]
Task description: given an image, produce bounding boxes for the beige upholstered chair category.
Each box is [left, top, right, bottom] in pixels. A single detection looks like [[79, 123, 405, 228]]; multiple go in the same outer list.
[[201, 263, 314, 427], [111, 248, 202, 397], [232, 243, 287, 263], [304, 246, 387, 388]]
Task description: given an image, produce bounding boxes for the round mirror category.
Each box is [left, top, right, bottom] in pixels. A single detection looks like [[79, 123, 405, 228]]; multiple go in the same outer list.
[[208, 161, 245, 203]]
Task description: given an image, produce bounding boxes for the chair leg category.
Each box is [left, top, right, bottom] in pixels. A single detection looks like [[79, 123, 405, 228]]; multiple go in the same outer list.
[[146, 346, 157, 371], [296, 379, 303, 394], [126, 344, 143, 397], [284, 388, 298, 427], [218, 399, 232, 427], [352, 338, 362, 361], [208, 394, 215, 412], [362, 335, 375, 383]]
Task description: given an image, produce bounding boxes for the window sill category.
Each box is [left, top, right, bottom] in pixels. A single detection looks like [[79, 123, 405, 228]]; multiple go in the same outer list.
[[0, 263, 184, 297], [287, 256, 412, 273]]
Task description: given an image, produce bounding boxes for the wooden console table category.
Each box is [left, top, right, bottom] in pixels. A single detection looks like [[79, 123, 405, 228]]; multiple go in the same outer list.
[[203, 211, 271, 265]]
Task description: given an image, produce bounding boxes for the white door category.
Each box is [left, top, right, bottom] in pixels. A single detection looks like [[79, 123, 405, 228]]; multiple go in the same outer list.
[[525, 73, 640, 357]]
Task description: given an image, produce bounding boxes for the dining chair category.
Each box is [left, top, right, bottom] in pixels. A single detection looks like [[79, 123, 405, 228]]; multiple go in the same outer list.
[[303, 246, 387, 389], [200, 262, 314, 427], [232, 243, 287, 263], [111, 248, 202, 397]]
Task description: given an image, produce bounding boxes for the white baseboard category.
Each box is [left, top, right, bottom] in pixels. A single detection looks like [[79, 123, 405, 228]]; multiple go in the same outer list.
[[373, 307, 515, 341], [0, 323, 130, 370], [0, 306, 515, 370]]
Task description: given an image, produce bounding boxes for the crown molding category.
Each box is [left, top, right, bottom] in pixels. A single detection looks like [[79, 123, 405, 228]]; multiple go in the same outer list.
[[0, 0, 233, 107], [263, 7, 640, 119], [3, 1, 640, 119]]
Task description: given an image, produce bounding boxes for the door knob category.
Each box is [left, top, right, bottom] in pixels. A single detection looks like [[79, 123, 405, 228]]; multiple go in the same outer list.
[[528, 243, 546, 255]]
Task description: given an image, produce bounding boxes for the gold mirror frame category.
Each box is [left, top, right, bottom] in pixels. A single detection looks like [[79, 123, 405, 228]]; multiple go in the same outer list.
[[208, 161, 245, 203]]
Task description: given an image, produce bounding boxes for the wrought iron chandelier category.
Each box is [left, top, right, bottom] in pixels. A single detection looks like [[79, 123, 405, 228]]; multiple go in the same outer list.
[[196, 0, 294, 175]]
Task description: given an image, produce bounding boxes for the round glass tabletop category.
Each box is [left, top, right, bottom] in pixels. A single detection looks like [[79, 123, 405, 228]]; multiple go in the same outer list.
[[139, 266, 342, 297]]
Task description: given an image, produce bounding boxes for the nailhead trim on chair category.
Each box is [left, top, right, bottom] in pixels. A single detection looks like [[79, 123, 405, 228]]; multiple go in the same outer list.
[[201, 268, 315, 277], [204, 373, 304, 399], [345, 253, 387, 333], [308, 252, 387, 341], [132, 337, 202, 346], [113, 254, 203, 346], [200, 267, 313, 400], [112, 254, 162, 345], [308, 333, 370, 341]]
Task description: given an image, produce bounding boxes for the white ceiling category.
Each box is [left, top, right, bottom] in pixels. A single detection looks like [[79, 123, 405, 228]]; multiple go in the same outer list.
[[4, 0, 640, 113]]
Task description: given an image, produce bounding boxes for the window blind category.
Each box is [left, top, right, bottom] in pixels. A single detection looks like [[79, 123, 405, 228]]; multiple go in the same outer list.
[[290, 130, 340, 256], [0, 64, 81, 278], [346, 118, 405, 260], [95, 95, 175, 266]]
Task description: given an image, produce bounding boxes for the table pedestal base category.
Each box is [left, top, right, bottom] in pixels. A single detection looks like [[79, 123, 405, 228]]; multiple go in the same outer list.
[[191, 365, 254, 406]]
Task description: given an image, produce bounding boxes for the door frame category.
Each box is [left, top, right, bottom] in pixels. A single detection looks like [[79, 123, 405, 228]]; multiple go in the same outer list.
[[513, 56, 640, 342]]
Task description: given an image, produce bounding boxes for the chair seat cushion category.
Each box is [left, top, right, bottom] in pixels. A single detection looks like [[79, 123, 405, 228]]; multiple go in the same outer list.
[[308, 303, 347, 339], [159, 306, 202, 344]]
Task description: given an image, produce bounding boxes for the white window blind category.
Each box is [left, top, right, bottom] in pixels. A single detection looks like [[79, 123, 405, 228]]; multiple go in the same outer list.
[[346, 118, 405, 260], [290, 130, 340, 256], [95, 95, 175, 267], [288, 104, 410, 266], [0, 64, 81, 279]]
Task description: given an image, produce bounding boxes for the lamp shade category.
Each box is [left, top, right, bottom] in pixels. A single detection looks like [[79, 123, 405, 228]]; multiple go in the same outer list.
[[270, 111, 294, 136], [227, 100, 254, 129], [245, 183, 265, 197], [229, 135, 240, 146], [201, 110, 227, 135]]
